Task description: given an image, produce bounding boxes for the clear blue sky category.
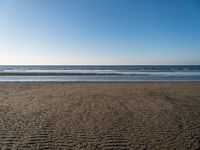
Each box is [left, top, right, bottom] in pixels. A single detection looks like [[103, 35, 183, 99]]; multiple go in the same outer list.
[[0, 0, 200, 65]]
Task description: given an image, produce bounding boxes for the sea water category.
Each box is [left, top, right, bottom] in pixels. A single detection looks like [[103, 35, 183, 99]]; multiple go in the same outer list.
[[0, 65, 200, 82]]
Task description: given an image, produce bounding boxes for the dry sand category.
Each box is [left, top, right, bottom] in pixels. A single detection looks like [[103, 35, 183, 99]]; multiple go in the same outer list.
[[0, 82, 200, 150]]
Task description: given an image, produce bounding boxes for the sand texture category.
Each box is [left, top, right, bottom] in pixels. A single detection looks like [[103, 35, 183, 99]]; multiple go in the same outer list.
[[0, 82, 200, 150]]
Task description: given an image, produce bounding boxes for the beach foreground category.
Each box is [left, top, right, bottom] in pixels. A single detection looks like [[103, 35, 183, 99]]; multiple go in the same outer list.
[[0, 82, 200, 149]]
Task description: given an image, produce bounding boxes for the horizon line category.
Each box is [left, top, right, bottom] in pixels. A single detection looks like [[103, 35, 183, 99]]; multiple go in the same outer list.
[[0, 64, 200, 66]]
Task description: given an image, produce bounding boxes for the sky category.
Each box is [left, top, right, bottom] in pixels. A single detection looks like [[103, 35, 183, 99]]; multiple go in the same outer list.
[[0, 0, 200, 65]]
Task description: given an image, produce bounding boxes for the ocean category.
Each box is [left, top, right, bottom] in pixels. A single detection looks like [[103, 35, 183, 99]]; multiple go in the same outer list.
[[0, 65, 200, 82]]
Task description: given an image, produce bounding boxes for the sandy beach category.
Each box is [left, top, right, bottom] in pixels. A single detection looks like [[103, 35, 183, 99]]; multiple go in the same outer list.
[[0, 82, 200, 149]]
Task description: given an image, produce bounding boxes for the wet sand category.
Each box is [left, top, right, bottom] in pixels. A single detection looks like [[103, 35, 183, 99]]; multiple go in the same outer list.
[[0, 82, 200, 149]]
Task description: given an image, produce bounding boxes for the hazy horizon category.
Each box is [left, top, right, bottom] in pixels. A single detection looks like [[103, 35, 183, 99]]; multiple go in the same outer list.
[[1, 63, 200, 66], [0, 0, 200, 65]]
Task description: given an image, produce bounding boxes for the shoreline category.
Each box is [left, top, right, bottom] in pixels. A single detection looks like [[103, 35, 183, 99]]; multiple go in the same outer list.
[[1, 81, 200, 83]]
